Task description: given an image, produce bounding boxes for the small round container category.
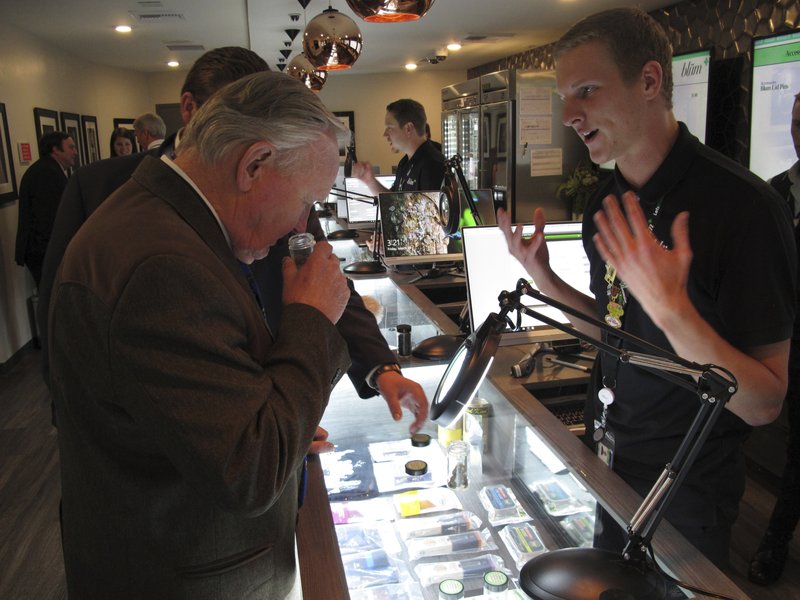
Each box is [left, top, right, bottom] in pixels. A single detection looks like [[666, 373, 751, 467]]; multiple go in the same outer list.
[[438, 578, 464, 599], [405, 459, 428, 476], [410, 433, 431, 447], [483, 570, 509, 597], [288, 232, 315, 265]]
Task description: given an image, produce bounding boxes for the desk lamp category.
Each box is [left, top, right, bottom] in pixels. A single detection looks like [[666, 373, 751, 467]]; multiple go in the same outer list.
[[326, 186, 386, 274], [411, 154, 482, 360], [430, 278, 737, 600]]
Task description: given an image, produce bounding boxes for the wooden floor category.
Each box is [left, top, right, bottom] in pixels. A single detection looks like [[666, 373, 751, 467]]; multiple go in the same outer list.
[[1, 347, 800, 599]]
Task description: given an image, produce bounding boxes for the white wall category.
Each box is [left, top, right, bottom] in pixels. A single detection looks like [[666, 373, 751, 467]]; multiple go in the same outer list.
[[0, 22, 151, 363], [318, 69, 466, 174]]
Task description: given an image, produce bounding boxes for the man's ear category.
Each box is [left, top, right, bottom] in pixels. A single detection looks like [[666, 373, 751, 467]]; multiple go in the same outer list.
[[236, 141, 276, 192], [641, 60, 663, 101], [179, 92, 198, 125]]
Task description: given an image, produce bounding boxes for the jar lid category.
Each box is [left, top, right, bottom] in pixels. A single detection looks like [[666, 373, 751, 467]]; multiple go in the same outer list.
[[396, 323, 411, 333], [483, 570, 509, 592], [405, 459, 428, 476], [438, 578, 464, 599], [411, 433, 431, 447]]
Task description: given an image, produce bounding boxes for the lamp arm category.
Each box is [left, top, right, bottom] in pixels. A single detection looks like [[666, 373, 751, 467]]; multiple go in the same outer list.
[[496, 278, 738, 565], [330, 186, 377, 203]]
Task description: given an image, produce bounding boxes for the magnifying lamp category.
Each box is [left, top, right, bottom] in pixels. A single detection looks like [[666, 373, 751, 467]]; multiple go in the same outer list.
[[430, 278, 738, 600], [326, 186, 386, 274], [412, 154, 482, 360]]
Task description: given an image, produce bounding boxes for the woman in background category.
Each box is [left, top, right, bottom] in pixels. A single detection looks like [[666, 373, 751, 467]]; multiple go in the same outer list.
[[109, 128, 136, 157]]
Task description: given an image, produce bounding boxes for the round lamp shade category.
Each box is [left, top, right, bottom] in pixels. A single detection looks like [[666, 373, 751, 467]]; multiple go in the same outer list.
[[286, 54, 327, 91], [345, 0, 435, 22], [303, 8, 362, 71]]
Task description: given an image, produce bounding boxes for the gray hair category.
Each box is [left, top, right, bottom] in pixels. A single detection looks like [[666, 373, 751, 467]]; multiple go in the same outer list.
[[133, 112, 166, 138], [177, 71, 349, 170], [555, 7, 674, 109]]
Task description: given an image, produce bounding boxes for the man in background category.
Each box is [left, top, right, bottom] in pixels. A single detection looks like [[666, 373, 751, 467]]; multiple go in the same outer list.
[[133, 112, 166, 151], [748, 91, 800, 585], [14, 131, 78, 286], [50, 71, 349, 599], [352, 98, 444, 194], [500, 7, 795, 568], [39, 46, 427, 433]]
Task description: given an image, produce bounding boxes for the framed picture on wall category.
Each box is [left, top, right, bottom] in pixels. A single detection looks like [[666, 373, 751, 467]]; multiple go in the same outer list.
[[81, 115, 100, 164], [60, 111, 84, 167], [33, 107, 59, 142], [334, 110, 355, 157], [113, 117, 138, 152], [0, 102, 18, 206]]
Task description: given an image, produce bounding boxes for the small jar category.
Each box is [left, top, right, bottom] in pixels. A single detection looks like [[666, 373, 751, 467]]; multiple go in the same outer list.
[[288, 233, 315, 265], [447, 441, 469, 490], [438, 578, 464, 599], [483, 570, 509, 597], [396, 323, 412, 356]]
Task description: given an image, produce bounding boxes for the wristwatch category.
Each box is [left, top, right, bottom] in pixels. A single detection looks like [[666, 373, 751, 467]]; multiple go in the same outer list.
[[368, 363, 402, 390]]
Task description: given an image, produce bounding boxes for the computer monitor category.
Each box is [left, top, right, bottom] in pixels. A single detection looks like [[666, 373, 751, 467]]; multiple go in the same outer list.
[[749, 31, 800, 179], [378, 190, 464, 266], [343, 176, 395, 227], [462, 222, 592, 345]]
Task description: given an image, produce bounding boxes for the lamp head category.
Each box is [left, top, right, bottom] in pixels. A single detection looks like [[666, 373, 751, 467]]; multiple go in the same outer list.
[[430, 313, 505, 427]]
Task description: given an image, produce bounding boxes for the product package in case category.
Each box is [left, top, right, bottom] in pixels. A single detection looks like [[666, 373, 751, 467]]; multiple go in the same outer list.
[[498, 521, 548, 569], [330, 497, 394, 525], [478, 484, 531, 526], [560, 513, 595, 547], [404, 528, 497, 560], [392, 487, 462, 518], [349, 581, 425, 600], [395, 510, 481, 539], [531, 479, 589, 516], [335, 521, 402, 557], [413, 553, 507, 588]]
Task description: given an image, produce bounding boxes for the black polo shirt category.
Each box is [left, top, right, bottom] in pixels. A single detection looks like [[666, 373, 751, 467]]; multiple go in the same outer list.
[[582, 123, 796, 527], [391, 140, 445, 192]]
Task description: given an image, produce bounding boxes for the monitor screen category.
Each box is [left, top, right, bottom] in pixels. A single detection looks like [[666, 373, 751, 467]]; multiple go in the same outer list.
[[378, 190, 464, 266], [750, 31, 800, 180], [343, 176, 395, 225], [462, 222, 591, 345], [672, 49, 711, 142]]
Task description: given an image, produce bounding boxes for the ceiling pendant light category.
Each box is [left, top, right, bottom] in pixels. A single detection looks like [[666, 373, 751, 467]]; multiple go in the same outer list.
[[287, 53, 328, 91], [303, 5, 362, 70], [345, 0, 435, 22]]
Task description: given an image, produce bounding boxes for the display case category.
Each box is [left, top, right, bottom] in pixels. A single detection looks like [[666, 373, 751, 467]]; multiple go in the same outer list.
[[296, 275, 748, 600]]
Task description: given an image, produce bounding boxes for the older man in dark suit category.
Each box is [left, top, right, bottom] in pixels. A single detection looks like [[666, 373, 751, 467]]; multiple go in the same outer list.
[[39, 46, 428, 433], [50, 71, 351, 599], [14, 131, 78, 285]]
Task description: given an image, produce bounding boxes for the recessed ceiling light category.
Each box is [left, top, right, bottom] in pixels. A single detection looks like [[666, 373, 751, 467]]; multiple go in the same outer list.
[[115, 25, 132, 33], [405, 62, 418, 70], [167, 60, 180, 68], [447, 42, 461, 51]]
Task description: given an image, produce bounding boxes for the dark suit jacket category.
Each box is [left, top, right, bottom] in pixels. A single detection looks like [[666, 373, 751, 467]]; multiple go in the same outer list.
[[39, 141, 396, 393], [50, 156, 350, 598], [14, 154, 68, 267]]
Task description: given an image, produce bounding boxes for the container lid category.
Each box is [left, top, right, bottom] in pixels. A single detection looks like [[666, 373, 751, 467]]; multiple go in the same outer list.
[[411, 432, 431, 447], [438, 578, 464, 599], [405, 459, 428, 476], [396, 323, 412, 333], [483, 570, 509, 592]]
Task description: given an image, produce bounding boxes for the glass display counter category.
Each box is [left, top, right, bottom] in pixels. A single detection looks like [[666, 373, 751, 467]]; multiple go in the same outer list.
[[296, 271, 748, 600]]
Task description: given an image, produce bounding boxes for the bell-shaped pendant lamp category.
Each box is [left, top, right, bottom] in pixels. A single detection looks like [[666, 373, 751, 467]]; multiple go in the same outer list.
[[302, 6, 362, 70], [345, 0, 435, 22], [286, 53, 328, 91]]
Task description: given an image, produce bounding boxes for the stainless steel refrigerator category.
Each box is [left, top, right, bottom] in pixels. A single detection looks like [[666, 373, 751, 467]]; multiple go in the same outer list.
[[478, 69, 589, 222], [441, 78, 480, 190]]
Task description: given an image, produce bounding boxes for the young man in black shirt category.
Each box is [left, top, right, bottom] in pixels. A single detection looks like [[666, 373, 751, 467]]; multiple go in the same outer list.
[[500, 7, 795, 568], [352, 98, 444, 194]]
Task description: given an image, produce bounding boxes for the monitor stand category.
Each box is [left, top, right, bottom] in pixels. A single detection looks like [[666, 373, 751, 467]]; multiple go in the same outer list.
[[343, 260, 386, 275], [412, 334, 465, 360]]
